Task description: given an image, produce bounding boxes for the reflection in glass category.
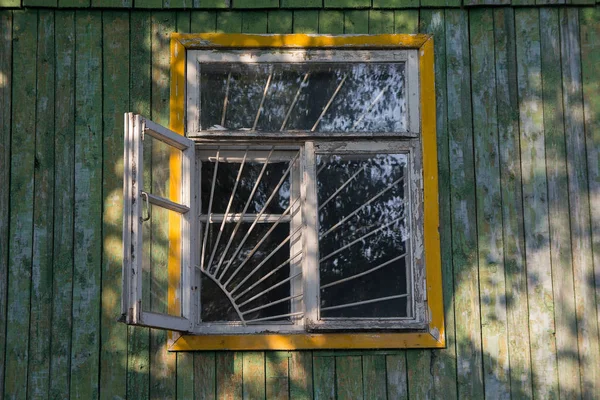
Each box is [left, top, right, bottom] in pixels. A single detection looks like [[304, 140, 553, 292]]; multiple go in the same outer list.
[[141, 204, 182, 317], [199, 63, 406, 133], [317, 153, 410, 318], [198, 150, 302, 324]]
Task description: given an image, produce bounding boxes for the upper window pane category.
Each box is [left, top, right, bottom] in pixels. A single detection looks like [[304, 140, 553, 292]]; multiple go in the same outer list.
[[198, 62, 407, 133]]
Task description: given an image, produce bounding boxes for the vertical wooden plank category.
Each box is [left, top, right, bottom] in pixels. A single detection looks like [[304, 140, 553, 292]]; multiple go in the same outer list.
[[579, 9, 600, 378], [194, 0, 229, 7], [343, 10, 368, 34], [325, 0, 370, 7], [99, 10, 129, 400], [135, 0, 162, 10], [127, 10, 152, 400], [0, 11, 11, 399], [445, 9, 483, 399], [233, 0, 278, 7], [493, 8, 533, 399], [293, 10, 318, 34], [177, 352, 195, 400], [217, 11, 242, 32], [368, 10, 394, 34], [539, 8, 581, 399], [242, 11, 268, 33], [362, 355, 386, 400], [59, 0, 90, 9], [373, 0, 418, 8], [27, 9, 55, 400], [194, 352, 216, 400], [191, 10, 216, 31], [216, 352, 243, 399], [71, 10, 103, 400], [335, 356, 362, 400], [50, 10, 75, 400], [418, 9, 458, 400], [394, 10, 418, 34], [560, 8, 600, 399], [266, 352, 289, 400], [149, 11, 177, 400], [243, 352, 266, 400], [420, 0, 460, 7], [406, 352, 432, 399], [515, 8, 559, 399], [469, 9, 510, 400], [3, 10, 37, 400], [173, 12, 196, 400], [92, 0, 132, 9], [281, 0, 321, 6], [318, 10, 344, 34], [386, 354, 408, 400], [289, 352, 313, 400], [268, 10, 292, 33], [312, 355, 334, 400]]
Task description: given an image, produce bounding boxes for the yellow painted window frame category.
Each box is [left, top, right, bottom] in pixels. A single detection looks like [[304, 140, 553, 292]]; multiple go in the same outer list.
[[167, 33, 444, 351]]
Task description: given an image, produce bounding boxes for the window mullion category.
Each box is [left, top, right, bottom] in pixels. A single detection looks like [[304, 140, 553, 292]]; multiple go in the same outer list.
[[302, 141, 320, 327]]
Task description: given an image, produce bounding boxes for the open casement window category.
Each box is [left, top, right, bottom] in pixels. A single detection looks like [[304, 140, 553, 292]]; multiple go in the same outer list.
[[121, 34, 444, 349], [122, 113, 195, 331]]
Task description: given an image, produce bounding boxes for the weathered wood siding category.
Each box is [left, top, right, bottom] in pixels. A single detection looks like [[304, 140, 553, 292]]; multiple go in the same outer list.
[[0, 5, 599, 399]]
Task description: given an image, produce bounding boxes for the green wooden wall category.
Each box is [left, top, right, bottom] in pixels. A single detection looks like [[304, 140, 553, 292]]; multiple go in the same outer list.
[[0, 4, 599, 400]]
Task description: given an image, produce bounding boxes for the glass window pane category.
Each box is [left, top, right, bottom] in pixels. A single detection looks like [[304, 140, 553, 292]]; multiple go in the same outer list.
[[200, 160, 291, 214], [199, 63, 406, 133], [141, 204, 183, 317], [199, 222, 301, 323], [316, 153, 411, 318]]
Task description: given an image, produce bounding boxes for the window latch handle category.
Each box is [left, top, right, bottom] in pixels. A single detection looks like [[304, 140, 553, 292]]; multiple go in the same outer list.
[[141, 191, 151, 222]]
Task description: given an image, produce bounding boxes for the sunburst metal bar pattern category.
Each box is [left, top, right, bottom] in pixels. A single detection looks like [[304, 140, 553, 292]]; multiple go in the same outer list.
[[252, 72, 273, 131], [320, 293, 409, 312], [320, 175, 405, 238], [228, 224, 303, 293], [237, 272, 303, 308], [246, 311, 304, 324], [319, 215, 405, 263], [220, 72, 232, 126], [311, 74, 347, 132], [212, 147, 275, 279], [218, 152, 300, 279], [233, 251, 302, 301], [200, 148, 220, 271], [318, 164, 367, 211], [321, 253, 407, 290], [280, 72, 310, 131], [200, 149, 304, 325], [206, 149, 248, 273]]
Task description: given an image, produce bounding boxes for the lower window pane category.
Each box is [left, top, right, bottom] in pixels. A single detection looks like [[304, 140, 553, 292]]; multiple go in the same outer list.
[[200, 221, 301, 323], [317, 153, 411, 319]]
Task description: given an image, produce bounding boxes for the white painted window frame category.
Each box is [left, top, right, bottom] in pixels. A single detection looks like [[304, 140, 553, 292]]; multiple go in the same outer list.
[[122, 48, 430, 334], [122, 113, 195, 332]]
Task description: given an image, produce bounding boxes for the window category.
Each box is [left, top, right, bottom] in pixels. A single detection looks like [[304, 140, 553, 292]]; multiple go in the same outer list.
[[121, 34, 444, 350]]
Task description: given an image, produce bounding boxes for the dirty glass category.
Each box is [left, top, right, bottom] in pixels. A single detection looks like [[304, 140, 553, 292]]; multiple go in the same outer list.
[[317, 153, 411, 318], [199, 62, 407, 133], [198, 151, 302, 324]]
